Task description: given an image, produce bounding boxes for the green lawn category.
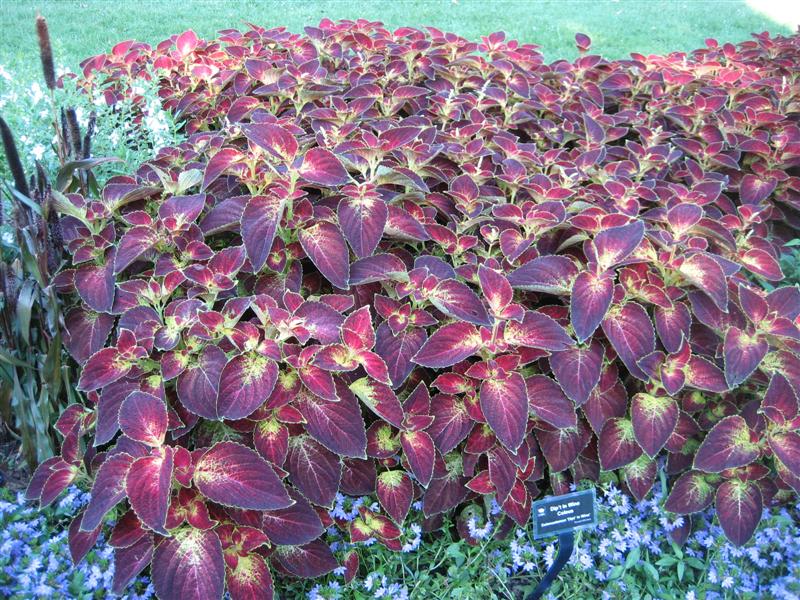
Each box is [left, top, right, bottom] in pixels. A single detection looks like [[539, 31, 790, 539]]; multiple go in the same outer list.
[[0, 0, 793, 76]]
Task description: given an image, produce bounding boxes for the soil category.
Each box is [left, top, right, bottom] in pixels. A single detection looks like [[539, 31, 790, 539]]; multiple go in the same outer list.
[[0, 431, 30, 491]]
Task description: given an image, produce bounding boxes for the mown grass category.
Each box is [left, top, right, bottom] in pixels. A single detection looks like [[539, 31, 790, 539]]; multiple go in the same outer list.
[[0, 0, 793, 76]]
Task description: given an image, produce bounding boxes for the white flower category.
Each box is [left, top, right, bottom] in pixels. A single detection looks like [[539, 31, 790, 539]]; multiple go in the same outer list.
[[722, 576, 734, 589], [28, 82, 44, 105], [31, 144, 46, 160]]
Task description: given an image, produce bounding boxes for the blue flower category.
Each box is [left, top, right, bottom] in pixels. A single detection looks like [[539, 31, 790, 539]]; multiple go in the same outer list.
[[466, 516, 493, 540]]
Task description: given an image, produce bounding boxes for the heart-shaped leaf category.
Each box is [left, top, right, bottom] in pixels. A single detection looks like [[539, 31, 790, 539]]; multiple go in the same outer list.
[[194, 441, 292, 510], [694, 416, 759, 473]]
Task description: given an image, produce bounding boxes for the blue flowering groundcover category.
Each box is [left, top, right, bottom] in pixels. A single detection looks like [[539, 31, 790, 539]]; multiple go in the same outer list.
[[2, 483, 799, 599]]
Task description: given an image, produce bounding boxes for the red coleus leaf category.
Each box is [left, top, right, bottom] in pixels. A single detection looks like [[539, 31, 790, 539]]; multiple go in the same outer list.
[[118, 391, 168, 447], [693, 416, 759, 473], [202, 147, 244, 191], [715, 479, 762, 546], [768, 430, 800, 475], [350, 254, 408, 285], [126, 446, 174, 534], [504, 310, 574, 351], [152, 527, 225, 600], [685, 356, 728, 393], [298, 147, 349, 186], [298, 222, 350, 289], [240, 122, 298, 161], [507, 255, 578, 295], [630, 393, 679, 458], [466, 470, 493, 495], [55, 404, 91, 437], [623, 455, 657, 502], [422, 471, 470, 517], [177, 345, 227, 419], [81, 452, 135, 531], [582, 377, 628, 435], [762, 373, 799, 425], [488, 446, 516, 503], [349, 377, 405, 428], [63, 307, 115, 364], [377, 470, 414, 523], [69, 513, 101, 565], [679, 253, 728, 311], [525, 375, 577, 429], [111, 534, 153, 594], [740, 248, 783, 281], [429, 394, 473, 455], [535, 420, 591, 472], [667, 203, 702, 237], [601, 302, 655, 381], [254, 414, 290, 462], [286, 435, 342, 507], [341, 305, 375, 351], [480, 372, 528, 451], [314, 344, 359, 372], [75, 261, 116, 313], [478, 264, 513, 316], [295, 383, 368, 459], [194, 441, 292, 510], [175, 29, 199, 55], [739, 173, 777, 204], [598, 418, 643, 471], [549, 340, 604, 405], [570, 270, 614, 342], [654, 302, 691, 354], [403, 382, 431, 416], [375, 323, 427, 389], [216, 354, 278, 420], [298, 365, 337, 402], [242, 194, 287, 271], [428, 279, 491, 327], [723, 327, 768, 388], [260, 487, 323, 546], [34, 460, 78, 507], [77, 347, 129, 391], [591, 220, 645, 271], [338, 193, 388, 258], [114, 226, 157, 273], [197, 195, 244, 235], [502, 480, 532, 527], [575, 32, 591, 51], [227, 553, 274, 600], [273, 539, 338, 578], [95, 382, 137, 445], [159, 193, 206, 228], [664, 470, 718, 514], [400, 430, 436, 487], [412, 322, 482, 368]]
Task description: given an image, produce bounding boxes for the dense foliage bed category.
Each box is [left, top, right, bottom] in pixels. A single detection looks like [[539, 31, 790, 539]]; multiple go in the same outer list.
[[14, 19, 800, 600]]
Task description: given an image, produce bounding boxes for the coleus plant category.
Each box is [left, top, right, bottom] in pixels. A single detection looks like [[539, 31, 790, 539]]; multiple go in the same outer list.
[[27, 20, 800, 600]]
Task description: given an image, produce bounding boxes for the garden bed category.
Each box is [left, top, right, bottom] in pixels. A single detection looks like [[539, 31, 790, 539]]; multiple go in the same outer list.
[[2, 15, 800, 600]]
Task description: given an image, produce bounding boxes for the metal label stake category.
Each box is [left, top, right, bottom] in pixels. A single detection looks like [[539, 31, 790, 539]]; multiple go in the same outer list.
[[526, 530, 574, 600], [526, 488, 597, 600]]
